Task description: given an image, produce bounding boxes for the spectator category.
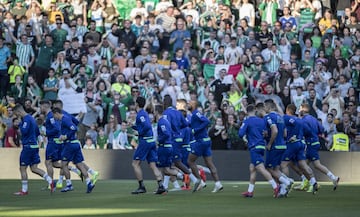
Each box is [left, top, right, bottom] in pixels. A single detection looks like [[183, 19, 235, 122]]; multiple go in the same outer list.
[[4, 117, 20, 148], [208, 117, 228, 150]]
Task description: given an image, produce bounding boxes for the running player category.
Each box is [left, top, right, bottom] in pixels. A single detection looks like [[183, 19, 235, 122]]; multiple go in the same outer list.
[[188, 103, 223, 193], [52, 107, 95, 193], [279, 104, 318, 196], [258, 101, 293, 195], [163, 96, 192, 187], [13, 104, 54, 195], [239, 104, 280, 198], [131, 97, 166, 195], [299, 103, 340, 192], [154, 105, 184, 191], [53, 100, 99, 186]]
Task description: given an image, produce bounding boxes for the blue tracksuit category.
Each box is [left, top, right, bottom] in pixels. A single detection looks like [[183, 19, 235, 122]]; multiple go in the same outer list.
[[132, 109, 157, 162], [190, 109, 212, 157], [60, 114, 84, 164], [19, 114, 40, 166], [264, 112, 286, 168], [45, 111, 62, 161], [238, 116, 266, 166], [157, 117, 173, 167], [302, 114, 322, 161], [282, 114, 306, 162]]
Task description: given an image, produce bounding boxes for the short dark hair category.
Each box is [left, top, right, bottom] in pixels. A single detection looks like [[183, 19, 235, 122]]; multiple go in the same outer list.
[[163, 95, 172, 108], [155, 104, 164, 114], [246, 104, 255, 113], [286, 104, 296, 115], [136, 97, 146, 108], [52, 107, 62, 114]]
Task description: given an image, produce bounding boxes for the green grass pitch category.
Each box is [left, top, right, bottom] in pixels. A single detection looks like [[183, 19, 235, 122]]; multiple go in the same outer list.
[[0, 180, 359, 217]]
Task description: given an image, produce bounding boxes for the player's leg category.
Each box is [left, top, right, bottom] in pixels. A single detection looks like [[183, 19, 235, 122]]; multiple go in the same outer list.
[[312, 159, 339, 190], [242, 163, 256, 198], [203, 155, 223, 193], [255, 163, 280, 197], [14, 165, 29, 195]]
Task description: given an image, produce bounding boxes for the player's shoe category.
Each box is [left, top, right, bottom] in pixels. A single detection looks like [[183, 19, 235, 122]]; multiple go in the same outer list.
[[154, 186, 167, 195], [199, 168, 207, 182], [50, 181, 56, 193], [333, 177, 340, 191], [91, 171, 99, 185], [131, 187, 146, 194], [183, 174, 190, 187], [61, 185, 74, 192], [241, 191, 253, 198], [312, 182, 319, 195], [56, 182, 63, 189], [193, 179, 206, 193], [273, 185, 280, 198], [14, 191, 28, 196], [169, 187, 182, 192], [285, 179, 294, 195], [294, 179, 309, 191], [211, 183, 223, 193], [181, 185, 191, 190], [86, 183, 95, 193]]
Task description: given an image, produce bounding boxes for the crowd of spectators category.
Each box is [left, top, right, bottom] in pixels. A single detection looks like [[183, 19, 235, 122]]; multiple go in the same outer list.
[[0, 0, 360, 152]]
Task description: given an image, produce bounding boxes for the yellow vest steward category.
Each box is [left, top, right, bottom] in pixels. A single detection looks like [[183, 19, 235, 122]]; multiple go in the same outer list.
[[331, 133, 349, 151]]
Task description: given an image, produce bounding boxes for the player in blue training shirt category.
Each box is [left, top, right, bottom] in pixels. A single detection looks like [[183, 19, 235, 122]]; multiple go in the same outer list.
[[53, 99, 99, 186], [300, 103, 340, 192], [154, 105, 184, 191], [13, 104, 54, 196], [52, 107, 95, 193], [279, 104, 318, 196], [188, 103, 223, 193], [131, 97, 166, 195], [238, 104, 280, 198], [256, 101, 293, 195], [163, 95, 193, 187]]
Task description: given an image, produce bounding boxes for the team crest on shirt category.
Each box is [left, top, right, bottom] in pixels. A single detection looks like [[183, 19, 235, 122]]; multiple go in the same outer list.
[[22, 122, 27, 128], [50, 118, 55, 124], [140, 116, 145, 122]]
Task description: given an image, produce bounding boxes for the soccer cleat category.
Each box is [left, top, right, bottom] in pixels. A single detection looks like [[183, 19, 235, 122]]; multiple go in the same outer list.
[[333, 177, 340, 191], [14, 191, 28, 196], [154, 186, 167, 195], [131, 187, 146, 194], [312, 182, 319, 195], [56, 182, 63, 189], [86, 183, 95, 193], [193, 180, 206, 193], [294, 179, 309, 191], [183, 174, 190, 187], [199, 168, 207, 182], [181, 185, 191, 191], [61, 185, 74, 192], [273, 185, 280, 198], [91, 171, 99, 185], [242, 191, 254, 198], [211, 184, 223, 193], [50, 181, 56, 193], [285, 180, 294, 196]]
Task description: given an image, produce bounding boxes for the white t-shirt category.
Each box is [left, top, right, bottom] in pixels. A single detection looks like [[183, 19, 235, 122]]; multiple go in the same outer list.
[[239, 3, 255, 26]]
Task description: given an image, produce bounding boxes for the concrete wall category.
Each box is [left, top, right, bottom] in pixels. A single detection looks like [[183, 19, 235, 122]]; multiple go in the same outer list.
[[1, 149, 359, 182]]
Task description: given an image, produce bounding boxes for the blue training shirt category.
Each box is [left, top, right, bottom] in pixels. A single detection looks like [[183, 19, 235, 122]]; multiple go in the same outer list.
[[45, 111, 61, 139], [264, 112, 286, 149], [60, 114, 78, 141], [20, 114, 40, 146], [133, 109, 153, 138], [163, 107, 188, 140], [283, 114, 303, 143], [238, 116, 266, 149], [157, 117, 172, 145], [190, 109, 210, 140], [302, 114, 321, 143]]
